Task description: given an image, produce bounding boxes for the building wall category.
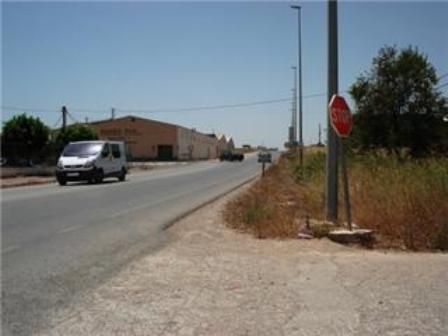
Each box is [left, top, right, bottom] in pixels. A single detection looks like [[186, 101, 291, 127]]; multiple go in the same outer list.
[[227, 138, 235, 151], [217, 136, 228, 155], [90, 116, 177, 160], [177, 128, 218, 160], [90, 116, 220, 161], [177, 127, 193, 160]]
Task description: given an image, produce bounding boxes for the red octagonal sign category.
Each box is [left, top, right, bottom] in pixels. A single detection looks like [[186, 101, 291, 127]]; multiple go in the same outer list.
[[329, 94, 353, 137]]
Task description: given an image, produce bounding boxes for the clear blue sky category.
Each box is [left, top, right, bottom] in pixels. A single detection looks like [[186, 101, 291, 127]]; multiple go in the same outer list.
[[2, 1, 447, 148]]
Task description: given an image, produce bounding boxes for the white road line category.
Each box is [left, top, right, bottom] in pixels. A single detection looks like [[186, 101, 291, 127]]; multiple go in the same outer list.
[[2, 245, 20, 255], [109, 203, 152, 218], [57, 225, 84, 234]]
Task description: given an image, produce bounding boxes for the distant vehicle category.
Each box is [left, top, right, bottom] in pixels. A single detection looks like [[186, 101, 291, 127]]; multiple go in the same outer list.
[[219, 151, 244, 162], [258, 151, 272, 163], [0, 157, 7, 166], [55, 141, 127, 186]]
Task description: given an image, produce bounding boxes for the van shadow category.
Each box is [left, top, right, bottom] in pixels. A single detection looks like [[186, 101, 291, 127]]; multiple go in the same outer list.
[[65, 179, 126, 187]]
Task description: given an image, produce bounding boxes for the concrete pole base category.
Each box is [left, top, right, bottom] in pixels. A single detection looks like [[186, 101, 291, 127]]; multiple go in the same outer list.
[[328, 229, 374, 245]]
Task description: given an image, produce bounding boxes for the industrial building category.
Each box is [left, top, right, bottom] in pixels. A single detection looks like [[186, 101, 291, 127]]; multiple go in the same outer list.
[[89, 115, 234, 161]]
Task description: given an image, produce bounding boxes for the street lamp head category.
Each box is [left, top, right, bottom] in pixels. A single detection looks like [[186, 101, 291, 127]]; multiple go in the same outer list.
[[291, 5, 301, 10], [291, 66, 297, 70]]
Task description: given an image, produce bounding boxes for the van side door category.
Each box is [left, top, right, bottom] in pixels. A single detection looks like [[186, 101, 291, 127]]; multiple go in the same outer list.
[[110, 143, 123, 173], [100, 143, 113, 175]]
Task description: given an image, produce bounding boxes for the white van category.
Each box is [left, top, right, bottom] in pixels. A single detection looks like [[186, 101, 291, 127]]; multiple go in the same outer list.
[[55, 141, 127, 186]]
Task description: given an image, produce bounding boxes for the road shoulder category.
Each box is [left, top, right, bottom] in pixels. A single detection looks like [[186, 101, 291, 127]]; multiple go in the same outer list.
[[35, 184, 448, 336]]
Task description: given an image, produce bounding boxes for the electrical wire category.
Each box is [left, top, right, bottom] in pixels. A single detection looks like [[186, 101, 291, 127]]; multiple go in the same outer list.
[[116, 92, 332, 114], [0, 92, 330, 116], [436, 82, 448, 90], [51, 115, 62, 129], [116, 97, 294, 114], [438, 73, 448, 81], [67, 111, 81, 124], [1, 106, 58, 113]]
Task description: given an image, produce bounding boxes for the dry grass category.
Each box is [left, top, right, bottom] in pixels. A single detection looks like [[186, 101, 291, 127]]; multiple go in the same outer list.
[[224, 156, 323, 239], [224, 151, 448, 251], [349, 157, 448, 250]]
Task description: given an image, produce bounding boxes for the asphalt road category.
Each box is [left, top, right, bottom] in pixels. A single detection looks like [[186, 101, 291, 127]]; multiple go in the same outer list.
[[1, 153, 273, 335]]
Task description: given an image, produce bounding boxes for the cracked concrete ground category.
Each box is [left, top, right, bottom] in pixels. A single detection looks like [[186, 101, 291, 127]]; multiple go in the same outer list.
[[31, 186, 447, 336]]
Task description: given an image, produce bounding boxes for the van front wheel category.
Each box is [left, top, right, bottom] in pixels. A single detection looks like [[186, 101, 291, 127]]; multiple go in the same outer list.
[[118, 168, 126, 182], [57, 177, 67, 186], [94, 169, 104, 184]]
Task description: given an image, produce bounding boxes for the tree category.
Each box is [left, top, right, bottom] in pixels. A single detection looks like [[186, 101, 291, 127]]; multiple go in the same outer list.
[[55, 124, 98, 152], [349, 46, 448, 157], [1, 114, 50, 162]]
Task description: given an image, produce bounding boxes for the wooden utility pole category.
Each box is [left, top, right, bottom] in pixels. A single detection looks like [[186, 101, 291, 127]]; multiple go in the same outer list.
[[62, 106, 68, 131]]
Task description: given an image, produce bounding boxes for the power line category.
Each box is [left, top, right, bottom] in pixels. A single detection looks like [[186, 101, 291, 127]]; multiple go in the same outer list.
[[1, 106, 58, 113], [438, 73, 448, 81], [116, 93, 332, 114], [67, 111, 81, 124], [0, 105, 108, 114], [436, 82, 448, 90], [1, 93, 326, 116], [116, 97, 294, 113], [52, 115, 62, 129]]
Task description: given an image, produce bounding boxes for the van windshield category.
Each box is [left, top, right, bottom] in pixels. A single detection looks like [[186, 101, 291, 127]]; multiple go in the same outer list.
[[63, 143, 103, 157]]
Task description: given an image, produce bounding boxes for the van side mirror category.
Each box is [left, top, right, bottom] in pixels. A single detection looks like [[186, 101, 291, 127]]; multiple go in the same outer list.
[[101, 151, 109, 158]]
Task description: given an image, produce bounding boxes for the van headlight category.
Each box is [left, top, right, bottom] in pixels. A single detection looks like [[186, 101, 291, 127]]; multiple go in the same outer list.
[[84, 160, 95, 169], [57, 160, 63, 169]]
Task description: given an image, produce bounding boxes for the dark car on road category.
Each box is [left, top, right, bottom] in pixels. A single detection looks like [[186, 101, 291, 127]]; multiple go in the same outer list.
[[219, 151, 244, 162]]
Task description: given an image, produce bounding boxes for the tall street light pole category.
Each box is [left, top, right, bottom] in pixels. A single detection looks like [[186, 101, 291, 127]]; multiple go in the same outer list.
[[291, 66, 297, 146], [326, 0, 339, 221], [291, 4, 303, 165]]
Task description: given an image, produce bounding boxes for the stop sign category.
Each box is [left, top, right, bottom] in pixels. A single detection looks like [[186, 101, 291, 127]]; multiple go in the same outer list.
[[329, 94, 353, 137]]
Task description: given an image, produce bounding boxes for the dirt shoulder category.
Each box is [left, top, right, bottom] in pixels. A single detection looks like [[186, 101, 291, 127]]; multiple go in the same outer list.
[[0, 162, 201, 189], [1, 176, 55, 189], [32, 184, 447, 336]]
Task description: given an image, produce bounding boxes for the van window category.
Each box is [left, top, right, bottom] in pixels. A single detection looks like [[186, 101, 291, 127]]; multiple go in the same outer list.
[[111, 144, 121, 158], [101, 144, 110, 157], [63, 143, 103, 157]]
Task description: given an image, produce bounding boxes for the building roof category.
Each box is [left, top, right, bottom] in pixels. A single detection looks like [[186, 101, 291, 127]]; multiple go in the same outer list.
[[89, 115, 234, 143], [88, 115, 181, 129], [215, 133, 233, 144], [89, 115, 211, 136]]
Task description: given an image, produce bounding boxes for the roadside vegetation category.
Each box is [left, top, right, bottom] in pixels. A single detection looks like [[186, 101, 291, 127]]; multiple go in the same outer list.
[[225, 45, 448, 251], [1, 113, 98, 165], [224, 151, 448, 251]]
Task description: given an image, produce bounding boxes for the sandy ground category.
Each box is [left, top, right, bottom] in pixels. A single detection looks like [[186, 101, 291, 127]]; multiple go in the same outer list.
[[21, 185, 448, 336]]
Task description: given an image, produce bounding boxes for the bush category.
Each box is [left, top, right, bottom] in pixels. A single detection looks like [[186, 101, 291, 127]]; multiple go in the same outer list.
[[1, 114, 50, 162], [52, 124, 99, 155]]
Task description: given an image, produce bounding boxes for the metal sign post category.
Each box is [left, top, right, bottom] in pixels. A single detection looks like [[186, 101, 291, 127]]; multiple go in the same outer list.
[[258, 152, 272, 178], [339, 139, 352, 230], [329, 94, 353, 230]]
